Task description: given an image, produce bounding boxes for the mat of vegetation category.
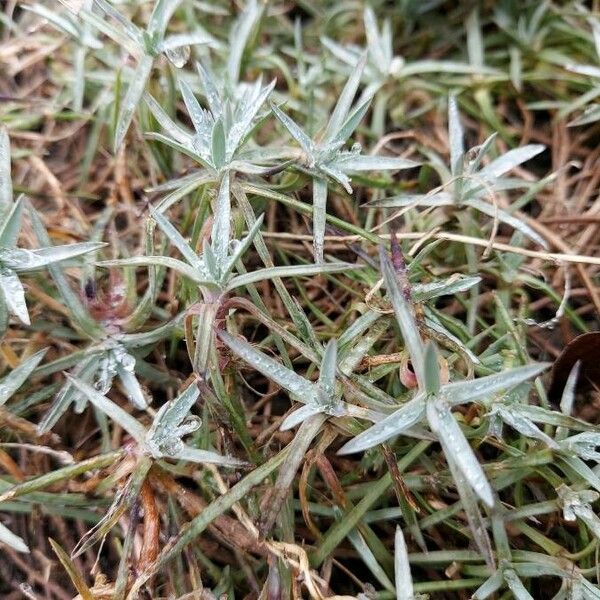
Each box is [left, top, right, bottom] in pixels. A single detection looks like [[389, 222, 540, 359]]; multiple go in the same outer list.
[[1, 1, 600, 598]]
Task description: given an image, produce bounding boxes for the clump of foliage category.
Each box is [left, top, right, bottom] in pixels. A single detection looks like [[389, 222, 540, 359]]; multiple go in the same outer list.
[[1, 1, 600, 599]]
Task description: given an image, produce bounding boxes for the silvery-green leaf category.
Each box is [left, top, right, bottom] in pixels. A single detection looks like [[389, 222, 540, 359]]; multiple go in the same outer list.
[[116, 362, 148, 410], [23, 4, 81, 39], [568, 105, 600, 127], [270, 103, 314, 157], [226, 79, 276, 158], [394, 527, 415, 600], [196, 61, 222, 118], [331, 96, 372, 146], [164, 46, 190, 68], [427, 396, 494, 507], [321, 36, 361, 70], [423, 342, 440, 396], [472, 570, 504, 599], [445, 445, 495, 567], [319, 161, 352, 194], [97, 256, 211, 286], [399, 60, 500, 77], [179, 79, 208, 135], [422, 315, 481, 366], [318, 339, 337, 398], [173, 445, 245, 467], [312, 177, 328, 264], [157, 31, 214, 53], [227, 261, 361, 292], [503, 567, 534, 600], [560, 432, 600, 462], [323, 53, 367, 144], [0, 347, 47, 406], [144, 92, 192, 145], [462, 197, 547, 248], [441, 363, 549, 406], [478, 144, 545, 180], [280, 404, 322, 431], [363, 7, 387, 71], [65, 375, 146, 443], [202, 238, 219, 282], [5, 242, 106, 272], [336, 154, 420, 172], [510, 404, 595, 432], [344, 517, 394, 591], [0, 197, 25, 248], [211, 117, 226, 169], [148, 382, 199, 445], [37, 354, 102, 433], [337, 394, 426, 455], [466, 133, 498, 174], [0, 125, 12, 212], [413, 275, 481, 302], [114, 54, 154, 151], [561, 455, 600, 494], [0, 269, 29, 325], [149, 207, 200, 269], [212, 175, 230, 271], [222, 213, 264, 280], [219, 329, 316, 402], [94, 0, 143, 43], [565, 64, 600, 78], [260, 413, 326, 535], [493, 405, 558, 448], [78, 4, 141, 56], [227, 0, 263, 84], [580, 577, 600, 599], [0, 521, 29, 553], [380, 247, 425, 388], [561, 360, 581, 416], [144, 133, 213, 171], [368, 192, 453, 209], [448, 95, 464, 176], [147, 0, 183, 37], [28, 205, 104, 337]]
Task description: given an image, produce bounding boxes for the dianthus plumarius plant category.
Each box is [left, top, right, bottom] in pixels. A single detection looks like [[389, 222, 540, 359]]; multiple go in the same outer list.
[[1, 1, 600, 598]]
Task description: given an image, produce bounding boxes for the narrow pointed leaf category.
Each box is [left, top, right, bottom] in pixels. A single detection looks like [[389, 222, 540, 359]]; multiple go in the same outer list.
[[394, 527, 415, 600], [149, 207, 200, 267], [427, 397, 494, 507], [323, 53, 367, 144], [337, 395, 426, 454], [65, 375, 146, 443], [0, 347, 48, 406], [0, 522, 29, 553], [97, 256, 209, 286], [227, 262, 361, 291], [478, 145, 545, 180], [0, 269, 29, 325], [448, 95, 464, 176], [114, 55, 154, 151], [218, 329, 316, 400], [0, 197, 25, 247], [312, 177, 328, 263], [442, 363, 549, 406], [336, 155, 420, 172], [0, 125, 12, 212], [212, 174, 230, 270], [380, 247, 425, 388], [270, 103, 314, 156]]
